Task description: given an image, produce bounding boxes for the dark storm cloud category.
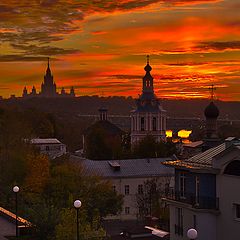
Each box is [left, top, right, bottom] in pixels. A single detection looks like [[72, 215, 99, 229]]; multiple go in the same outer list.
[[11, 44, 80, 56], [196, 41, 240, 51], [0, 0, 221, 59], [0, 55, 52, 62], [111, 75, 142, 79]]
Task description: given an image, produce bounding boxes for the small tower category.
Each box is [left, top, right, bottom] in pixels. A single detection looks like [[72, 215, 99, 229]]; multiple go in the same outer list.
[[61, 87, 66, 95], [130, 56, 167, 145], [70, 86, 75, 97], [99, 107, 108, 121], [22, 86, 28, 98], [203, 85, 220, 150], [32, 86, 37, 95]]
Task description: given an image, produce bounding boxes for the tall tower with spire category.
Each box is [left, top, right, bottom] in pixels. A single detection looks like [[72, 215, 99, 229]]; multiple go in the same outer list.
[[41, 58, 57, 97], [130, 56, 167, 145]]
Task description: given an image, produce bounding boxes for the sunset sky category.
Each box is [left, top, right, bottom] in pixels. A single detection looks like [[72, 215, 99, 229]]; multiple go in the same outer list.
[[0, 0, 239, 100]]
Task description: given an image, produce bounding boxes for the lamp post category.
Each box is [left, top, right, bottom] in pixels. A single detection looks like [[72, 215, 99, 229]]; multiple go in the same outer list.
[[74, 200, 82, 240], [187, 228, 198, 240], [13, 186, 20, 238]]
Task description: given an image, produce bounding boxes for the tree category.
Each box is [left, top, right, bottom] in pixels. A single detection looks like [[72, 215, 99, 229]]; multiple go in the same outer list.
[[55, 208, 106, 240], [135, 177, 172, 221], [23, 152, 50, 193], [133, 135, 177, 158]]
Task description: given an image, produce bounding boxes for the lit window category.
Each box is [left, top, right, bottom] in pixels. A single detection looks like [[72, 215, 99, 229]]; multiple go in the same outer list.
[[125, 185, 130, 195]]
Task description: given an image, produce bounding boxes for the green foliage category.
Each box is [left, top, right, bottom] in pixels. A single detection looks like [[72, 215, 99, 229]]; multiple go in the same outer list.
[[0, 108, 123, 240], [136, 178, 171, 221], [55, 208, 106, 240], [132, 135, 177, 158]]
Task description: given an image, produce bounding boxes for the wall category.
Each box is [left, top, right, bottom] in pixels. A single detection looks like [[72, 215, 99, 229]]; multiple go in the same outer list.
[[169, 204, 217, 240], [217, 174, 240, 240], [106, 176, 173, 220]]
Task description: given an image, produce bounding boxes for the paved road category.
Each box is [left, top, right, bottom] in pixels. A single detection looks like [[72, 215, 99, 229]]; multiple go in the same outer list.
[[0, 216, 15, 240]]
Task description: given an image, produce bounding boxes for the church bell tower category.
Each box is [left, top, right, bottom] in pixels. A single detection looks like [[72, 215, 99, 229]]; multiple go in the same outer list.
[[130, 56, 167, 145]]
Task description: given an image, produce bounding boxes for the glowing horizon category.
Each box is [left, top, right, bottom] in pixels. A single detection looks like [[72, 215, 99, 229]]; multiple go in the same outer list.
[[0, 0, 239, 100]]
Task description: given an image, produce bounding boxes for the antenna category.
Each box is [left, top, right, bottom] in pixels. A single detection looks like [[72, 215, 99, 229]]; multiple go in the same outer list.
[[147, 55, 150, 64]]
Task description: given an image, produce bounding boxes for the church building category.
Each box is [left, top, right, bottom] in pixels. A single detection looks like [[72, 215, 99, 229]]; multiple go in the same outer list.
[[22, 58, 75, 98], [131, 56, 167, 145]]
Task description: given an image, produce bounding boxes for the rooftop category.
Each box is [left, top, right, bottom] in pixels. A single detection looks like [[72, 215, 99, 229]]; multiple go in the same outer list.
[[30, 138, 62, 144], [163, 138, 240, 171], [70, 156, 174, 178]]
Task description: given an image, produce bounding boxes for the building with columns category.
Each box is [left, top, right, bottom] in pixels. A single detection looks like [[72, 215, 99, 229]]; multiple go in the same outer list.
[[131, 56, 167, 145]]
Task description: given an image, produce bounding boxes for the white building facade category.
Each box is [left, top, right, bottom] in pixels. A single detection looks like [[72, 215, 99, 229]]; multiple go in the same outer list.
[[30, 138, 67, 159], [71, 156, 174, 220], [163, 137, 240, 240]]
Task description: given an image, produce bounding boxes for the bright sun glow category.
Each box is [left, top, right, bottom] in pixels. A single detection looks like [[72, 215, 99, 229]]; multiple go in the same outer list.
[[178, 130, 192, 138]]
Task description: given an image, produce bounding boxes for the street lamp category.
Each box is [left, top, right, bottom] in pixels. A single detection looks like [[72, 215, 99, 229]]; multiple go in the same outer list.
[[187, 228, 198, 240], [74, 200, 82, 240], [13, 186, 20, 238]]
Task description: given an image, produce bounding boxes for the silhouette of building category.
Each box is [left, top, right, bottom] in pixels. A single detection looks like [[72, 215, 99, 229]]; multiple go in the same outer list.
[[202, 86, 221, 150], [82, 107, 124, 159], [22, 58, 75, 98], [130, 56, 166, 145]]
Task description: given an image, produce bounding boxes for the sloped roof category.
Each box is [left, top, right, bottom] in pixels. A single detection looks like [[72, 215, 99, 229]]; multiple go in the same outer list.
[[30, 138, 62, 144], [70, 156, 174, 178], [163, 143, 226, 170]]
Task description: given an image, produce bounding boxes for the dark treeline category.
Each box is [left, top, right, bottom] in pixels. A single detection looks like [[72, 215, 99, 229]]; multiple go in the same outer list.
[[1, 96, 240, 119], [0, 107, 123, 240]]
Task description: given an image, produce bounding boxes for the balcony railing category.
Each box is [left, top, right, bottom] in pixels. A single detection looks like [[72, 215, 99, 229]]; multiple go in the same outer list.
[[166, 190, 219, 210]]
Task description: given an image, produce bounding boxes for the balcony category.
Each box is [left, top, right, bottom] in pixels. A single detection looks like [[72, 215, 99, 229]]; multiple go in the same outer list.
[[166, 190, 219, 210]]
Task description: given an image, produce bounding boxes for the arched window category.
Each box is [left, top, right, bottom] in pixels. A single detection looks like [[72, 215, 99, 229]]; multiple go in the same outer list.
[[152, 117, 157, 131], [224, 161, 240, 176]]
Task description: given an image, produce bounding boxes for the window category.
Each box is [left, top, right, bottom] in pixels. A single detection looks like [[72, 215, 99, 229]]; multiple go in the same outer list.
[[152, 117, 157, 131], [140, 117, 145, 131], [46, 146, 50, 151], [175, 207, 183, 236], [195, 176, 200, 205], [179, 173, 186, 198], [193, 215, 197, 229], [125, 207, 130, 215], [138, 184, 143, 194], [235, 204, 240, 219], [224, 161, 240, 176], [125, 185, 130, 195], [112, 185, 116, 192], [165, 183, 170, 196]]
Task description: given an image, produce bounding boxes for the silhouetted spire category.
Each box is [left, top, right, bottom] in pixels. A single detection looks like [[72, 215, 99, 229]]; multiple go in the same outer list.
[[143, 55, 153, 93], [22, 86, 28, 97], [46, 57, 52, 76]]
